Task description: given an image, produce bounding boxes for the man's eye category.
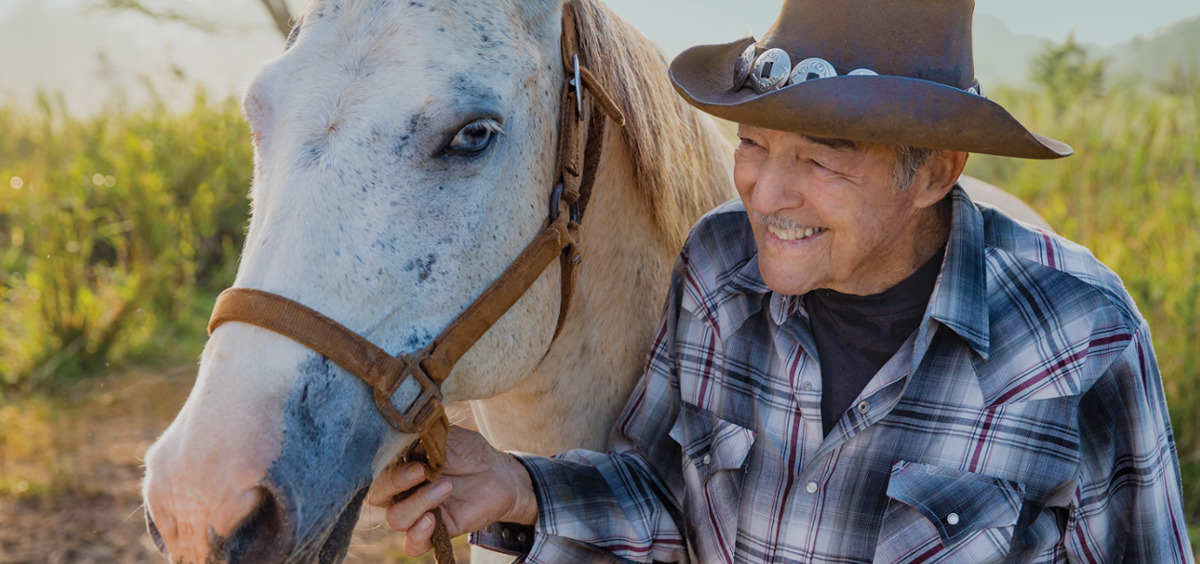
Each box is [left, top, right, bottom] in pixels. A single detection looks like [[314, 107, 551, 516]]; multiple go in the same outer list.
[[446, 119, 502, 158], [810, 159, 839, 175]]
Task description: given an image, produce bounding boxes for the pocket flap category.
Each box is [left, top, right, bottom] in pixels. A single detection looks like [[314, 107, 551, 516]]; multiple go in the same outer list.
[[885, 461, 1025, 546], [669, 402, 755, 476]]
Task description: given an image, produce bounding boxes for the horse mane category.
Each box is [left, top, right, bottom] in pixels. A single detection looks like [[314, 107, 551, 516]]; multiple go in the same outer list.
[[572, 0, 734, 249]]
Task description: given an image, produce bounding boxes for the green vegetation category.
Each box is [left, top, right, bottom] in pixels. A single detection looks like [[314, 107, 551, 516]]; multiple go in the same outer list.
[[0, 91, 251, 392]]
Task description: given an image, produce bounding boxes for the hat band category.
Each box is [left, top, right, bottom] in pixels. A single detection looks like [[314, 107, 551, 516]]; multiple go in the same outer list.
[[734, 45, 983, 97]]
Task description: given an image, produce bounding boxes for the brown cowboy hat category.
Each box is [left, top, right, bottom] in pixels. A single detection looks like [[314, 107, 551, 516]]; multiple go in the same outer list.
[[669, 0, 1072, 159]]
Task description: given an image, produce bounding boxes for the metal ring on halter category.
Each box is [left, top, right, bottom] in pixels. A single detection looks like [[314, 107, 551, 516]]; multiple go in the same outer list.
[[569, 199, 581, 224], [571, 54, 583, 117], [549, 182, 564, 222]]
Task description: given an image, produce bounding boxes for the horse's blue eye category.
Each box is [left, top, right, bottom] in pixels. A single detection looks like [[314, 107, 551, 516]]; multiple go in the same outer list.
[[447, 119, 501, 157]]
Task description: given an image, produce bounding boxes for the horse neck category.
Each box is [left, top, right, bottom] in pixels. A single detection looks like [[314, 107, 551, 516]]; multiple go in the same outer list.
[[467, 127, 669, 453]]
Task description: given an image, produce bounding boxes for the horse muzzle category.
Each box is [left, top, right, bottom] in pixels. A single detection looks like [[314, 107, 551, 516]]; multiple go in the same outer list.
[[142, 326, 394, 563], [145, 480, 369, 564]]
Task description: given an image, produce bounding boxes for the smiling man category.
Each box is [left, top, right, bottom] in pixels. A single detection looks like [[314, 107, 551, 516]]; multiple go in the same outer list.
[[370, 0, 1191, 561]]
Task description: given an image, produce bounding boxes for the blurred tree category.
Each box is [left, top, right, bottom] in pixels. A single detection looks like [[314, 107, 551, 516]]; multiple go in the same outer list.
[[1160, 61, 1200, 97], [95, 0, 294, 39], [1031, 33, 1107, 111]]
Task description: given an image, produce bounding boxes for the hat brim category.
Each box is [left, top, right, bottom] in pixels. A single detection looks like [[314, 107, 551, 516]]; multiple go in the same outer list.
[[670, 38, 1072, 159]]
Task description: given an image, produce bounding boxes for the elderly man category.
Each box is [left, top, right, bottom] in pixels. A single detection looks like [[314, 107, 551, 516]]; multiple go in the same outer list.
[[369, 0, 1191, 561]]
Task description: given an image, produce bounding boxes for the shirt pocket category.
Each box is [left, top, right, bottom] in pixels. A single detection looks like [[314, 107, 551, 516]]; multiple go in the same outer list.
[[668, 401, 755, 563], [873, 460, 1025, 564]]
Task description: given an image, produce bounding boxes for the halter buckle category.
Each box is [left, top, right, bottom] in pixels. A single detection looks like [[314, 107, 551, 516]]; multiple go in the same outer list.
[[549, 182, 564, 222]]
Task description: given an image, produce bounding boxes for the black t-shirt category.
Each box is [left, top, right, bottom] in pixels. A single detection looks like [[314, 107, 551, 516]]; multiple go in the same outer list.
[[804, 247, 946, 436]]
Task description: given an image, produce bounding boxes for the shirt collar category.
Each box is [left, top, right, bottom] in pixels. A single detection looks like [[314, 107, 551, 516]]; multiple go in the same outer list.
[[926, 186, 990, 359], [726, 253, 770, 296], [713, 254, 779, 337]]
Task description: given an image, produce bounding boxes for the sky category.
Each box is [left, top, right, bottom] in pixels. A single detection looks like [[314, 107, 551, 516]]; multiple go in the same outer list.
[[0, 0, 1196, 113], [970, 0, 1196, 46], [598, 0, 1200, 50], [0, 0, 1196, 46]]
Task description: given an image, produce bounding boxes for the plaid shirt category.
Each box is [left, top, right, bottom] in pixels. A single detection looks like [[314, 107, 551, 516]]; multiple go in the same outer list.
[[476, 187, 1191, 563]]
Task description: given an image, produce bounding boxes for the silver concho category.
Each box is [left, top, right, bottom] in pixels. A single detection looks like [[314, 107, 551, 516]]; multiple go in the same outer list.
[[788, 57, 837, 85], [750, 48, 792, 94], [847, 68, 878, 76], [733, 44, 757, 89]]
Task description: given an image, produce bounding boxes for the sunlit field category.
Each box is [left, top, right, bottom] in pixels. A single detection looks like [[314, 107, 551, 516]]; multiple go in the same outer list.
[[1, 67, 1197, 558], [966, 83, 1200, 534]]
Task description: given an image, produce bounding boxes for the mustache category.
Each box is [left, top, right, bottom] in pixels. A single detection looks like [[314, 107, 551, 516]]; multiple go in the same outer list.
[[751, 211, 823, 231]]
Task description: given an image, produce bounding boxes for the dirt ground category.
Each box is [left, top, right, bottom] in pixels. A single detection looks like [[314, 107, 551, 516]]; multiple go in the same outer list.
[[0, 366, 469, 564]]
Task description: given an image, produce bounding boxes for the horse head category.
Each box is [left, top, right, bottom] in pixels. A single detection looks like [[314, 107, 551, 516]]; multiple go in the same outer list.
[[143, 1, 588, 561]]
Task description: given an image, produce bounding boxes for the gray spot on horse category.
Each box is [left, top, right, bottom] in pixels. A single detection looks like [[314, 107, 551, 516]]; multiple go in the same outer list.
[[404, 327, 435, 351], [404, 253, 438, 283], [305, 142, 325, 165]]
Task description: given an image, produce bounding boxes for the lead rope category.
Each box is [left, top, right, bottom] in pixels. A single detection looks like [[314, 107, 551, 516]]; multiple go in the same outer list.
[[431, 507, 454, 564], [402, 441, 456, 564]]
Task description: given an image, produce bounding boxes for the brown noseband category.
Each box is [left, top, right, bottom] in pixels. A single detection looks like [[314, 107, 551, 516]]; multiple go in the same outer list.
[[206, 4, 623, 562]]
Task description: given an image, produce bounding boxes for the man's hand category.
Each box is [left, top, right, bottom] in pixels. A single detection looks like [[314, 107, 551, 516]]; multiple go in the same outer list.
[[366, 427, 538, 557]]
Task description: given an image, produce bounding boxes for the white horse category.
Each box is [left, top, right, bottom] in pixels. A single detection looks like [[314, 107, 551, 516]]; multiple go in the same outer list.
[[140, 0, 1049, 562]]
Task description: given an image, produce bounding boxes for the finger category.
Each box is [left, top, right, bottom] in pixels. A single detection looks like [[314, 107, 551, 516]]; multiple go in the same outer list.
[[403, 512, 435, 557], [366, 462, 427, 507], [385, 479, 453, 531]]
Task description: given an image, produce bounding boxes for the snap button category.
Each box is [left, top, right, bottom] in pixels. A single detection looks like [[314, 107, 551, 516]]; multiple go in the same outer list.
[[857, 401, 870, 414], [517, 532, 528, 543], [702, 453, 711, 465], [947, 513, 960, 526], [501, 527, 511, 539], [802, 381, 813, 391], [805, 481, 818, 494]]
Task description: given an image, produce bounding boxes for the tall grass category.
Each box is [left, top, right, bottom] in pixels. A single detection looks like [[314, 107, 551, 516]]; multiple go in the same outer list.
[[0, 91, 251, 391], [966, 84, 1200, 521]]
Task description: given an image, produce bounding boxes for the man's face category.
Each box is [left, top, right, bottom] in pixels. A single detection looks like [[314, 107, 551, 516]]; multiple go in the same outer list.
[[734, 124, 936, 296]]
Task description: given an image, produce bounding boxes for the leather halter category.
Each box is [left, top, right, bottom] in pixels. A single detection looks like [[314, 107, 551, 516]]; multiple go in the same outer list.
[[207, 5, 623, 561]]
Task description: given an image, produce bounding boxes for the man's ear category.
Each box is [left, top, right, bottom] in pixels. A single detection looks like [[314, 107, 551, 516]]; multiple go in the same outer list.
[[913, 150, 969, 209]]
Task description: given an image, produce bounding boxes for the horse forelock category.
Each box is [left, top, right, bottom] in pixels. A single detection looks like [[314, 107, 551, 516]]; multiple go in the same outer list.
[[572, 0, 734, 249]]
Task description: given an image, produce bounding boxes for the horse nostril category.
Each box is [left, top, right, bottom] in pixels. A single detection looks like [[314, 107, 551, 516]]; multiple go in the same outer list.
[[145, 511, 168, 555], [216, 486, 294, 564]]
